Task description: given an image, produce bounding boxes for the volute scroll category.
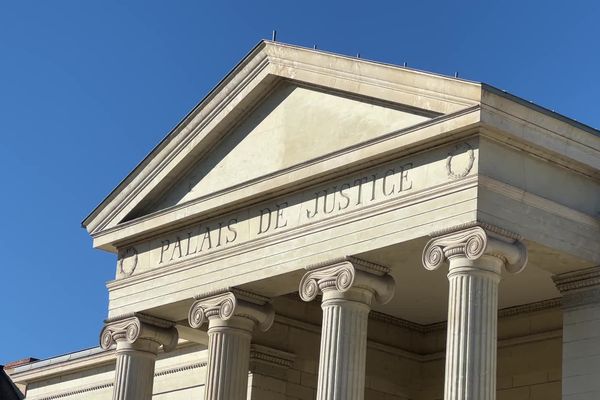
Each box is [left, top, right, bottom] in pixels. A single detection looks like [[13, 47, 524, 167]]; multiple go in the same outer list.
[[299, 257, 395, 305], [422, 225, 528, 274], [188, 289, 275, 332]]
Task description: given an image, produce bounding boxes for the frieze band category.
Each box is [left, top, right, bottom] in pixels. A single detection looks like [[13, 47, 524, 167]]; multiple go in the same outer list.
[[115, 141, 478, 279]]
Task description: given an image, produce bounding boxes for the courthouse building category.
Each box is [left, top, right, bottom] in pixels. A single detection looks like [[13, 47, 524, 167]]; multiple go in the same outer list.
[[5, 41, 600, 400]]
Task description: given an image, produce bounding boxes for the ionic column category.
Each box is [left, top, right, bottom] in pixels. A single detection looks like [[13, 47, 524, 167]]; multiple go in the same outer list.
[[422, 224, 527, 400], [188, 289, 274, 400], [299, 257, 395, 400], [553, 266, 600, 400], [100, 314, 178, 400]]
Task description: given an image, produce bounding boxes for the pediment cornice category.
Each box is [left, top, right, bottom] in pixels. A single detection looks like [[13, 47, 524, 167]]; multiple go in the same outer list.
[[83, 41, 600, 252], [83, 41, 484, 244], [90, 106, 482, 250]]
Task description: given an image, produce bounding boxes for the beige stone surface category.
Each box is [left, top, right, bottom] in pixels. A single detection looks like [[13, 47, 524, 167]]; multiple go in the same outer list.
[[554, 267, 600, 400], [9, 299, 564, 399], [150, 82, 431, 212], [38, 41, 599, 400], [117, 139, 479, 279]]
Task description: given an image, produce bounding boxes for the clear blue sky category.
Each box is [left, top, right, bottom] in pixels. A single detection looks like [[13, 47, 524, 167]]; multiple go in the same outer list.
[[1, 1, 598, 365]]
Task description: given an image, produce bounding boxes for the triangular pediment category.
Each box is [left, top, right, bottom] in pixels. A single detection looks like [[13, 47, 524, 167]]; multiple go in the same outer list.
[[84, 41, 485, 249], [133, 82, 433, 215]]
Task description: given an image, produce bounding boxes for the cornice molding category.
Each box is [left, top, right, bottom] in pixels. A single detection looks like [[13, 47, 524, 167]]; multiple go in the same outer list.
[[84, 42, 273, 236], [369, 297, 562, 333], [154, 361, 207, 377], [306, 256, 390, 275], [106, 174, 479, 292], [479, 100, 600, 180], [193, 287, 271, 305], [84, 40, 484, 240], [12, 297, 562, 394], [103, 312, 173, 327], [29, 360, 207, 400], [27, 344, 292, 400], [478, 175, 599, 228], [420, 329, 563, 362], [34, 382, 114, 400], [428, 221, 522, 241], [553, 266, 600, 308], [249, 344, 295, 369], [92, 109, 481, 251], [369, 311, 428, 333], [497, 298, 562, 318], [553, 266, 600, 294], [84, 40, 600, 257]]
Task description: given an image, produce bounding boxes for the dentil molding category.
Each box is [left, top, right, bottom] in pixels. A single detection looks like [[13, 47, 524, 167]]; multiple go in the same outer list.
[[553, 266, 600, 307]]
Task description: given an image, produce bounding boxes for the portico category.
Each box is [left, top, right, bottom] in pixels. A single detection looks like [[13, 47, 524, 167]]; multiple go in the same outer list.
[[12, 41, 595, 400]]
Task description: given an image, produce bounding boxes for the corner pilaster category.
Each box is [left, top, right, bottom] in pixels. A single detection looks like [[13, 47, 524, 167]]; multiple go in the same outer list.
[[553, 266, 600, 400]]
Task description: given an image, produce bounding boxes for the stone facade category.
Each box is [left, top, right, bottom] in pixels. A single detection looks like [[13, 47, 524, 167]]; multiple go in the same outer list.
[[6, 297, 565, 400], [5, 41, 600, 400]]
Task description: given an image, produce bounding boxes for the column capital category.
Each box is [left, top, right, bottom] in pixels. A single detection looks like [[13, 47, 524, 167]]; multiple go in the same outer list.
[[553, 266, 600, 307], [100, 313, 178, 353], [299, 256, 395, 304], [188, 288, 275, 332], [422, 223, 528, 274]]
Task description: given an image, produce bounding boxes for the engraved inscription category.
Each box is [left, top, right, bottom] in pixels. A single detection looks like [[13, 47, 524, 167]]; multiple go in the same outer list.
[[117, 141, 478, 277], [303, 163, 412, 221], [158, 218, 238, 264]]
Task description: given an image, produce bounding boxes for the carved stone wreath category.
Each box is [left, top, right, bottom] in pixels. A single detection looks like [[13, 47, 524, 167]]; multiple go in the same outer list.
[[119, 246, 138, 277], [446, 142, 475, 179]]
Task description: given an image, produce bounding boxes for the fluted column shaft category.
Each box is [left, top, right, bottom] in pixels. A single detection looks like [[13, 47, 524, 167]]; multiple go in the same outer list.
[[113, 340, 160, 400], [317, 290, 371, 400], [422, 225, 528, 400], [100, 314, 178, 400], [299, 257, 395, 400], [444, 256, 502, 400], [188, 289, 275, 400], [204, 317, 253, 400]]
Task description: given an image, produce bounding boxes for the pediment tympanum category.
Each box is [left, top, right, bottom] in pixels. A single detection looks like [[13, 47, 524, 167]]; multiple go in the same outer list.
[[83, 41, 484, 248], [79, 41, 600, 322], [136, 82, 432, 215], [83, 40, 599, 271]]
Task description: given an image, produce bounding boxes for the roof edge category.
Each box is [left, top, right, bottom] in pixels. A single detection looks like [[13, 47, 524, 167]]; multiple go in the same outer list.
[[81, 40, 486, 232], [81, 40, 270, 230], [82, 40, 600, 238], [482, 83, 600, 137]]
